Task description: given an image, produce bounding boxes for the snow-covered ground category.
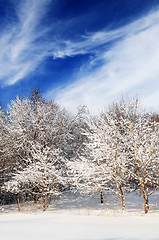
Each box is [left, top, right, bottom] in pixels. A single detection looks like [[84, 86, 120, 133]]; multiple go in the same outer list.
[[0, 191, 158, 240], [0, 211, 159, 240]]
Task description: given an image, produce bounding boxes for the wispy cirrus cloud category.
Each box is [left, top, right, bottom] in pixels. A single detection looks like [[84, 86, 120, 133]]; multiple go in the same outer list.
[[1, 1, 159, 113], [51, 8, 159, 59], [0, 0, 52, 86], [46, 8, 159, 112]]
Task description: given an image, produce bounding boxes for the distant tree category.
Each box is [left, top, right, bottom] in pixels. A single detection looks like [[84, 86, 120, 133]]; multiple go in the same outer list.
[[29, 87, 42, 105], [151, 113, 159, 123]]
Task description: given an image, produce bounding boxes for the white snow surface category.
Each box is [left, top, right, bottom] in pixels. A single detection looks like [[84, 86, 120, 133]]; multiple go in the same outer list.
[[0, 210, 159, 240]]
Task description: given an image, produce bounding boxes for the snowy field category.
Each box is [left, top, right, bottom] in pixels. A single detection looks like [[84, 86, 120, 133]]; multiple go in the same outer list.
[[0, 191, 159, 240], [0, 210, 159, 240]]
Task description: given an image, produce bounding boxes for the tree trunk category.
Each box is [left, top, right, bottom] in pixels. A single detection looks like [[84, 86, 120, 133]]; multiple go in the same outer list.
[[33, 194, 37, 204], [136, 167, 149, 214], [144, 196, 149, 214], [141, 188, 149, 214], [119, 184, 125, 211], [139, 183, 149, 214], [24, 192, 28, 202], [42, 185, 46, 211], [100, 191, 104, 203], [16, 194, 20, 212]]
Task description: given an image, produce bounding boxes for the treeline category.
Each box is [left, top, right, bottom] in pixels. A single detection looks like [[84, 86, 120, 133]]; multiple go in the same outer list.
[[0, 89, 158, 213]]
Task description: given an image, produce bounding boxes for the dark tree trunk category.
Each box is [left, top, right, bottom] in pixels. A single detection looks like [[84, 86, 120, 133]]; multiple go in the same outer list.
[[16, 194, 20, 212], [100, 191, 104, 204]]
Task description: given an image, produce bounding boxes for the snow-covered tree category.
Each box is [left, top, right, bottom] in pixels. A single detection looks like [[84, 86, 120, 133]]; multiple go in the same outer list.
[[0, 106, 6, 173], [1, 93, 158, 213], [67, 104, 131, 210], [0, 107, 7, 184], [4, 143, 65, 211], [3, 93, 76, 208], [0, 107, 13, 191], [125, 104, 159, 213], [67, 100, 159, 213], [6, 96, 64, 170]]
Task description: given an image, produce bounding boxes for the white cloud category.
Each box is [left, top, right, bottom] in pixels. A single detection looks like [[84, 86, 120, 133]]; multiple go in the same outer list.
[[47, 8, 159, 113], [0, 0, 52, 86], [1, 1, 159, 113]]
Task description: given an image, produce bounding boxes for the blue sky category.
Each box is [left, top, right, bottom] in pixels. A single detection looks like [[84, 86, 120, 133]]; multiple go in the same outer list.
[[0, 0, 159, 112]]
